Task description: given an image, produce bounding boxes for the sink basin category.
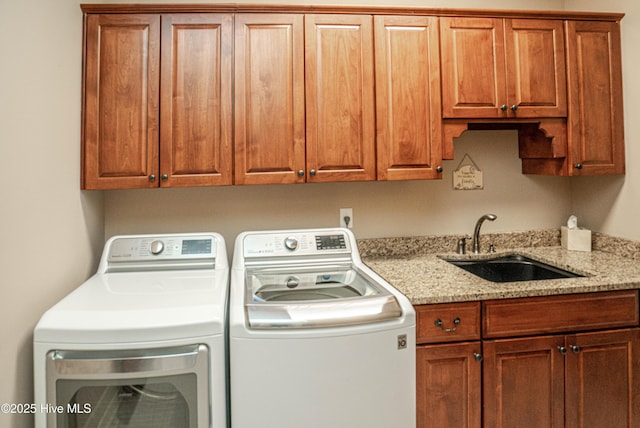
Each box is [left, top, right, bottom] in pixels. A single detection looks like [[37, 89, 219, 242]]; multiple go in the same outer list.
[[445, 254, 584, 283]]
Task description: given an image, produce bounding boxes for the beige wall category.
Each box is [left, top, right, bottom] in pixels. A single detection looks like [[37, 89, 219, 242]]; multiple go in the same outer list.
[[105, 131, 573, 256], [2, 0, 637, 427], [0, 1, 104, 427]]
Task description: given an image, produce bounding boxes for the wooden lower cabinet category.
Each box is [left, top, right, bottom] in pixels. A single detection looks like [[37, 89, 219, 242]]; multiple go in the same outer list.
[[417, 342, 481, 428], [416, 292, 640, 428], [483, 335, 566, 428], [483, 330, 640, 428], [565, 329, 640, 428]]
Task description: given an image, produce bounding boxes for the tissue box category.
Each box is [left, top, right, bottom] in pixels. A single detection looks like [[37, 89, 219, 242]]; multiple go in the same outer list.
[[561, 226, 592, 252]]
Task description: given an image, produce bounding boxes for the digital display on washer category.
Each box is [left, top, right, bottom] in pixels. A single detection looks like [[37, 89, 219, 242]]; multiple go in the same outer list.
[[181, 239, 212, 255], [315, 234, 346, 250]]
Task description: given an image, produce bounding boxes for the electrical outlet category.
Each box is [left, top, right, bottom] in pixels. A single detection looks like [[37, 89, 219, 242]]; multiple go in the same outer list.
[[340, 208, 353, 229]]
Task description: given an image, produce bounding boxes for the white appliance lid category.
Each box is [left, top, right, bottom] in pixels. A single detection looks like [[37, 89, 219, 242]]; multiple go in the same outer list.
[[34, 269, 229, 344]]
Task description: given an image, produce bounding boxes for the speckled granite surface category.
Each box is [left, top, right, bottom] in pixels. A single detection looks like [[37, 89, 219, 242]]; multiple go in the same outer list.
[[358, 230, 640, 305]]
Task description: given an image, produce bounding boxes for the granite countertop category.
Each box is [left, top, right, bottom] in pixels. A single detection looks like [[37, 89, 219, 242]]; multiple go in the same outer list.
[[359, 231, 640, 305]]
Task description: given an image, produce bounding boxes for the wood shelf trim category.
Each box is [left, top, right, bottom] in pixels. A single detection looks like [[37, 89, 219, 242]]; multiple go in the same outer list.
[[80, 4, 625, 22]]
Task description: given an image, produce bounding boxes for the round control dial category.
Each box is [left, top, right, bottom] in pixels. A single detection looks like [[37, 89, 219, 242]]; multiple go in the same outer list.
[[284, 236, 298, 251], [150, 240, 165, 255]]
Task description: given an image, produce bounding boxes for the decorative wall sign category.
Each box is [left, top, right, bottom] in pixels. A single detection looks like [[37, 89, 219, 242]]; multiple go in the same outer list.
[[453, 153, 483, 190]]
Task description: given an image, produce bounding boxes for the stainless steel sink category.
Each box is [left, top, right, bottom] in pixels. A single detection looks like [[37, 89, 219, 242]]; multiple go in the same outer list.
[[445, 253, 584, 283]]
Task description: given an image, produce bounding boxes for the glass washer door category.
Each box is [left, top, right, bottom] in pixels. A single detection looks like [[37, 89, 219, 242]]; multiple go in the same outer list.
[[46, 345, 209, 428]]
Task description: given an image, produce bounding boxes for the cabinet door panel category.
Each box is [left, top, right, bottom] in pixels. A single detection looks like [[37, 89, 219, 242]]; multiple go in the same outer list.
[[484, 336, 565, 428], [440, 17, 506, 118], [565, 329, 640, 428], [305, 14, 376, 182], [374, 15, 442, 180], [505, 19, 566, 117], [161, 14, 233, 187], [234, 14, 305, 184], [417, 342, 481, 428], [566, 20, 625, 175], [83, 14, 160, 189]]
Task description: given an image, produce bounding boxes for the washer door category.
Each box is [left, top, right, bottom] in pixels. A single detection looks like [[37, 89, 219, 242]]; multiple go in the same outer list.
[[245, 266, 402, 329]]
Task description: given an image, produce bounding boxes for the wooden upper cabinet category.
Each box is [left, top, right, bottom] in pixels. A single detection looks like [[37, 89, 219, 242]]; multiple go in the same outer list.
[[440, 17, 566, 119], [440, 17, 506, 119], [81, 7, 625, 187], [83, 14, 160, 190], [234, 14, 305, 185], [305, 14, 376, 182], [374, 15, 443, 180], [566, 20, 625, 175], [505, 19, 567, 118], [83, 13, 232, 189], [161, 14, 233, 187]]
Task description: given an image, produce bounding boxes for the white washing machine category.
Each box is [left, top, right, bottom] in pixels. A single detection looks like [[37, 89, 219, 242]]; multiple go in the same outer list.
[[34, 233, 229, 428], [229, 228, 416, 428]]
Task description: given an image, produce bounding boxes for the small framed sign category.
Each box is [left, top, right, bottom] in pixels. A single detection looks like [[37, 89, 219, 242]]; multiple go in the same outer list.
[[453, 153, 483, 190]]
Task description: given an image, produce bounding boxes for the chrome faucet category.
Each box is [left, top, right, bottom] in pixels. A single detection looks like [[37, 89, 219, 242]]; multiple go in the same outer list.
[[472, 214, 497, 254]]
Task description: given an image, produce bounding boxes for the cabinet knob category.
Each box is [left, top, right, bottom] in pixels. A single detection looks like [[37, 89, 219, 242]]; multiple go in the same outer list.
[[557, 346, 568, 355], [500, 104, 508, 111], [570, 345, 581, 354], [161, 174, 168, 181], [436, 166, 443, 173], [309, 169, 317, 177], [575, 163, 583, 170], [148, 174, 156, 182], [473, 352, 483, 362], [297, 170, 305, 177], [511, 104, 519, 111]]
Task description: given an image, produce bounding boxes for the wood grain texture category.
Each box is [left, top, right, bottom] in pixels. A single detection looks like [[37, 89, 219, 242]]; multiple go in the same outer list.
[[374, 15, 442, 180], [161, 13, 233, 187]]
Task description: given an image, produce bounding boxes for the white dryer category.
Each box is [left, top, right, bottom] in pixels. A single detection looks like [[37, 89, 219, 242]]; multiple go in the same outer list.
[[34, 233, 229, 428], [229, 228, 416, 428]]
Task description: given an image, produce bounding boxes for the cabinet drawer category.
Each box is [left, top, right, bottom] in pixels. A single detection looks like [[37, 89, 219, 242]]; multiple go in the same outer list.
[[483, 290, 639, 339], [416, 302, 481, 344]]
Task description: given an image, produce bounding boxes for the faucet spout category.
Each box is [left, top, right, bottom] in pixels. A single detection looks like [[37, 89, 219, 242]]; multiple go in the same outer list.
[[472, 214, 497, 254]]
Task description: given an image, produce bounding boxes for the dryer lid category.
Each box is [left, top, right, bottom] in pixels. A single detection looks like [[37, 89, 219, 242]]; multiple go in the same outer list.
[[244, 266, 402, 329]]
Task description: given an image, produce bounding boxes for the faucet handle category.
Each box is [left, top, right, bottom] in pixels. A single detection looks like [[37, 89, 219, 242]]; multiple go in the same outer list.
[[457, 238, 467, 254]]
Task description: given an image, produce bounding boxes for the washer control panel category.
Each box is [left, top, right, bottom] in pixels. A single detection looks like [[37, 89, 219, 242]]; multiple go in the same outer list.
[[243, 231, 351, 258], [108, 235, 216, 263]]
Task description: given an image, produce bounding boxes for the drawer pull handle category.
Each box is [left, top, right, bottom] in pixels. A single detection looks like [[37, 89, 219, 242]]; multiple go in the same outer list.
[[434, 317, 460, 333]]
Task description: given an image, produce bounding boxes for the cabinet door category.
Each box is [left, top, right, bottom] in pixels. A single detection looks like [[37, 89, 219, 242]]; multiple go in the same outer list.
[[161, 14, 233, 187], [374, 16, 442, 180], [505, 19, 567, 118], [566, 20, 625, 175], [83, 14, 160, 190], [417, 342, 481, 428], [565, 329, 640, 428], [305, 14, 376, 182], [440, 17, 507, 119], [483, 336, 565, 428], [234, 14, 305, 185]]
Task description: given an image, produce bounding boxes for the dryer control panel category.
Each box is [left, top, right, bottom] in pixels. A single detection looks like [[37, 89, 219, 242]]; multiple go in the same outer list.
[[243, 230, 352, 258], [104, 234, 219, 271]]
